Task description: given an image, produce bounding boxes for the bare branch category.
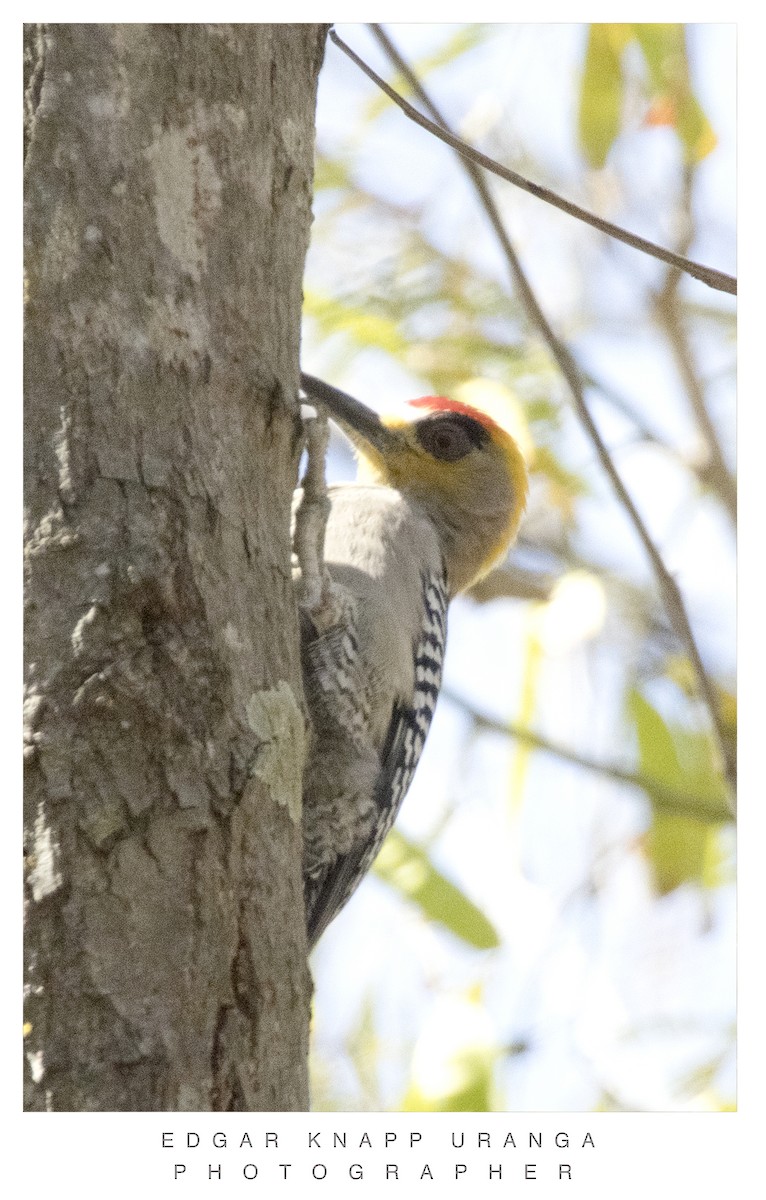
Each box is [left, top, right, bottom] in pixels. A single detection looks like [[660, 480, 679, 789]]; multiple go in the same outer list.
[[653, 168, 737, 524], [367, 24, 736, 804], [332, 28, 736, 297], [443, 690, 733, 825]]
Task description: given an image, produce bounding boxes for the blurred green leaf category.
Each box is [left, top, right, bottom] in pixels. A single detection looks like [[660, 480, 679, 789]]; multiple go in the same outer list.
[[627, 688, 728, 893], [647, 810, 711, 895], [579, 24, 716, 167], [304, 289, 408, 355], [374, 829, 500, 949], [400, 984, 497, 1111], [578, 24, 631, 167], [312, 155, 354, 193], [630, 686, 681, 784], [631, 23, 686, 90], [525, 396, 562, 427], [534, 445, 589, 498], [632, 23, 717, 162], [402, 1046, 494, 1112]]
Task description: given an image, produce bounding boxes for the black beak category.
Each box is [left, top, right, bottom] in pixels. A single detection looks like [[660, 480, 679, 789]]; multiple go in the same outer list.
[[300, 373, 402, 457]]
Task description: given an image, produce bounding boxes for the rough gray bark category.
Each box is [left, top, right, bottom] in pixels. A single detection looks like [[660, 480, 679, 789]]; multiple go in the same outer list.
[[23, 22, 327, 1112]]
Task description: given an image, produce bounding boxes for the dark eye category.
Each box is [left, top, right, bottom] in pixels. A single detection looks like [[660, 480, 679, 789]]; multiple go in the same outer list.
[[415, 415, 486, 462]]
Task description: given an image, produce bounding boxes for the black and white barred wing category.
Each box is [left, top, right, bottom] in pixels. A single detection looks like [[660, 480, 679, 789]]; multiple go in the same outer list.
[[305, 570, 448, 948]]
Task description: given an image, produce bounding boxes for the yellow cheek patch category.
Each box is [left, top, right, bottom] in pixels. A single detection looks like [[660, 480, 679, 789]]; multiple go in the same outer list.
[[353, 405, 529, 590], [353, 441, 417, 487], [497, 430, 529, 533], [474, 441, 529, 581], [358, 414, 528, 516]]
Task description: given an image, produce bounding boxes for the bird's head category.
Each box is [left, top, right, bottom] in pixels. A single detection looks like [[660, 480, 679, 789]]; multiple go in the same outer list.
[[300, 374, 528, 594]]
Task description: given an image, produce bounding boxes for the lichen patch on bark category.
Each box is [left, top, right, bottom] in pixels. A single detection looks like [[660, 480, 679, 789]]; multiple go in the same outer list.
[[144, 120, 222, 282], [28, 801, 63, 902], [245, 682, 305, 824]]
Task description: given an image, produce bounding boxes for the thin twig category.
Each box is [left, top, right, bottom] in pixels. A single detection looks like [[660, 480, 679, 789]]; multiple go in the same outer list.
[[366, 24, 736, 804], [331, 28, 736, 297], [654, 167, 737, 524], [443, 690, 733, 824]]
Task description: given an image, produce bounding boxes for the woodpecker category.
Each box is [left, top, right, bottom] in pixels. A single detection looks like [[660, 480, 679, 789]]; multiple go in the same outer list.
[[296, 373, 528, 948]]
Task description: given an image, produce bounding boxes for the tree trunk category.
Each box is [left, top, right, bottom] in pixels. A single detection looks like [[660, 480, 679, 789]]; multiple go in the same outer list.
[[23, 22, 327, 1112]]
